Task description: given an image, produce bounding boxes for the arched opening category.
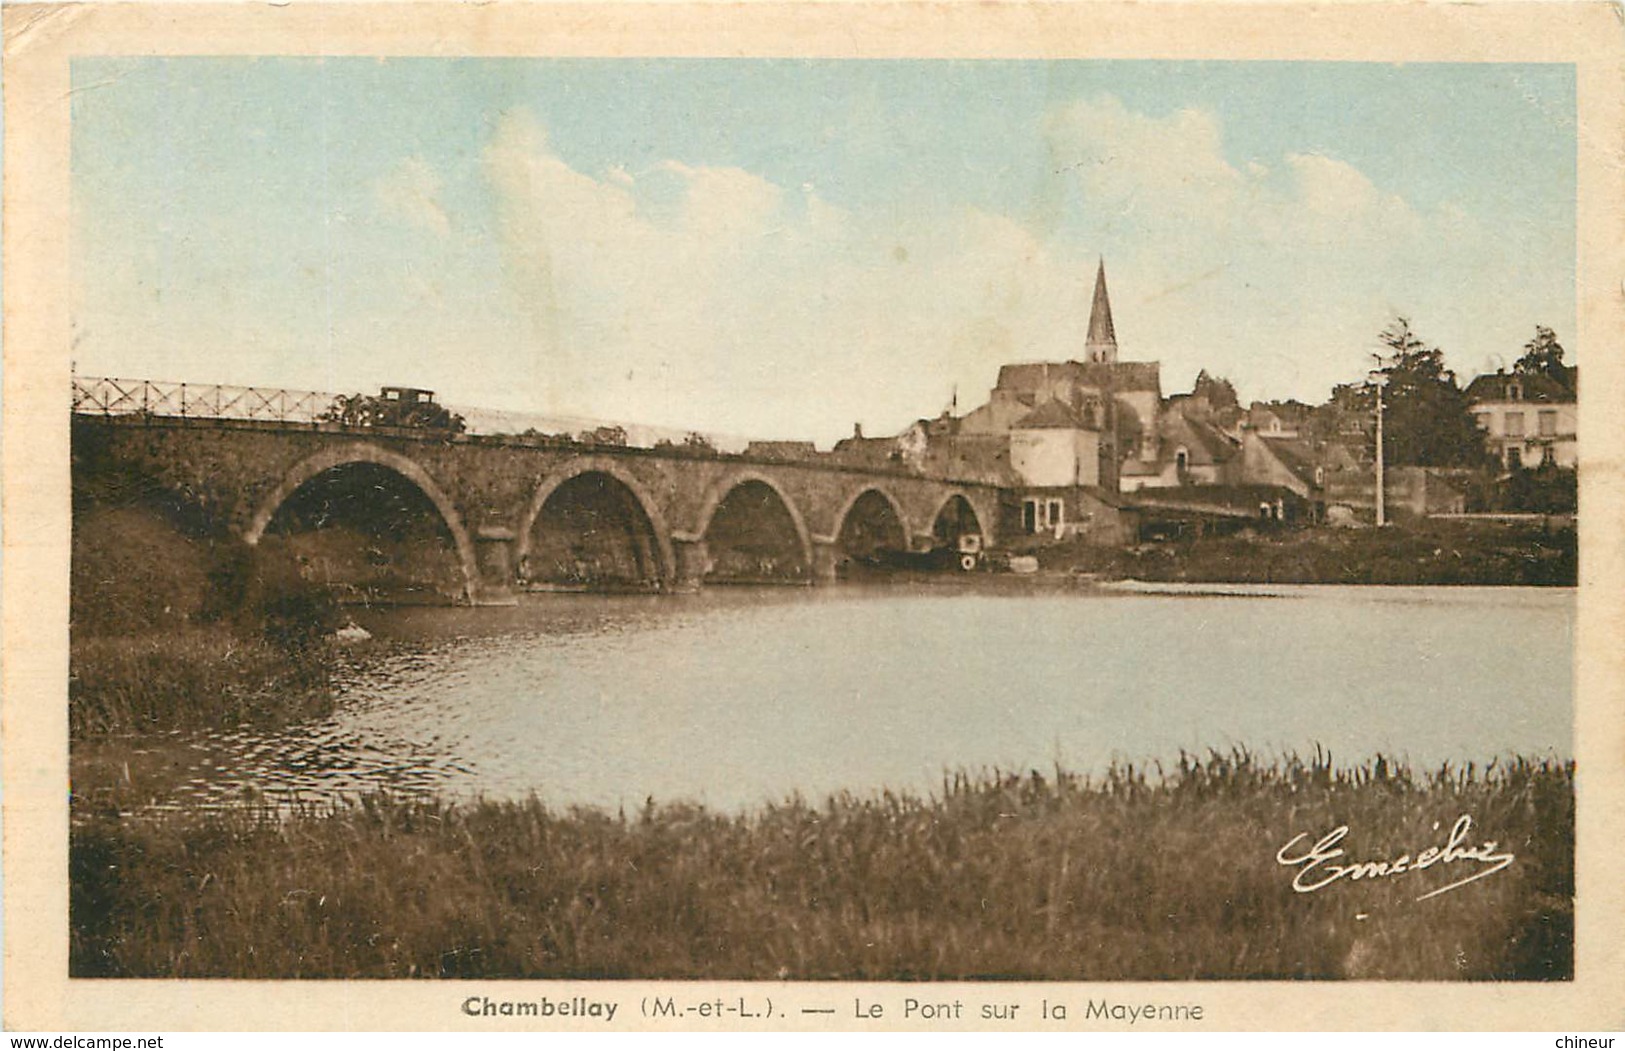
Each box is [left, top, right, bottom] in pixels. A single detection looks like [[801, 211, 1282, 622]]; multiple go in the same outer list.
[[259, 461, 467, 604], [931, 494, 984, 548], [836, 489, 908, 570], [701, 479, 811, 585], [523, 471, 664, 592], [931, 494, 986, 572]]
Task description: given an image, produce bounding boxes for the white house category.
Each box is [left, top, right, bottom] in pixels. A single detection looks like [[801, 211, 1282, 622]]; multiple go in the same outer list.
[[1464, 371, 1577, 471]]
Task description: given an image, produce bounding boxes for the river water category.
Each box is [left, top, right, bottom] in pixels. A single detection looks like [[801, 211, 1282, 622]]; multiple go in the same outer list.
[[137, 581, 1572, 813]]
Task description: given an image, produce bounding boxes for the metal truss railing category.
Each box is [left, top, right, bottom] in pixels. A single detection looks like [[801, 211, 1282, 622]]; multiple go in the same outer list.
[[68, 376, 750, 452], [71, 376, 335, 425]]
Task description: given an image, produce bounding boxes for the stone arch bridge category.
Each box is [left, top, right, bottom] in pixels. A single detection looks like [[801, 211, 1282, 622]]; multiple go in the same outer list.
[[73, 415, 1008, 605]]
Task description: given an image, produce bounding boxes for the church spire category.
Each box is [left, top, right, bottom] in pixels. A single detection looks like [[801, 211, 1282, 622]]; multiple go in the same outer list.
[[1085, 257, 1118, 363]]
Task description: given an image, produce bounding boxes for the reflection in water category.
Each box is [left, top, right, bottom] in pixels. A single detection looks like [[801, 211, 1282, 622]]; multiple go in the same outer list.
[[134, 584, 1574, 813]]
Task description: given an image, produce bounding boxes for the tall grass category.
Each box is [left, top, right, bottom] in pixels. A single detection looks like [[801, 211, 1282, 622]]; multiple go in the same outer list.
[[69, 629, 335, 738], [70, 750, 1572, 981], [71, 499, 349, 738]]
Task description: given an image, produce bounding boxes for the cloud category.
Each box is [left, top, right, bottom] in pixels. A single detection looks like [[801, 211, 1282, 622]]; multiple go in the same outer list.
[[69, 78, 1571, 442], [478, 107, 1110, 438], [1045, 96, 1247, 226], [374, 156, 451, 236], [471, 98, 1563, 439], [1037, 95, 1538, 397]]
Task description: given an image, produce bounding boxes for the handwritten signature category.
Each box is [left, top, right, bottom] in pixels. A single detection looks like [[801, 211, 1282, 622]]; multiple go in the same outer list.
[[1276, 815, 1515, 902]]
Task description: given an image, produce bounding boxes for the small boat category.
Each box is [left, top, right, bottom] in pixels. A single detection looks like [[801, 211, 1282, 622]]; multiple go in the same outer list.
[[333, 621, 372, 643]]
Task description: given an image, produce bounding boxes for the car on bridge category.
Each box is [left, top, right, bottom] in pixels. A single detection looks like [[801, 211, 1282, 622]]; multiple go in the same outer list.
[[322, 387, 467, 433]]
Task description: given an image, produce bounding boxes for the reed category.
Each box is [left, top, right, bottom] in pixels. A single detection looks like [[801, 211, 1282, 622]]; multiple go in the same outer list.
[[69, 628, 335, 738], [70, 750, 1573, 981]]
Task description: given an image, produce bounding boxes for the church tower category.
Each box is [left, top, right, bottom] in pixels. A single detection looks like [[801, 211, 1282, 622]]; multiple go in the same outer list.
[[1085, 258, 1118, 364]]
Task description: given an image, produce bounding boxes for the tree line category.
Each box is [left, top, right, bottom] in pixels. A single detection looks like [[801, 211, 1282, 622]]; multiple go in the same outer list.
[[1203, 320, 1573, 471]]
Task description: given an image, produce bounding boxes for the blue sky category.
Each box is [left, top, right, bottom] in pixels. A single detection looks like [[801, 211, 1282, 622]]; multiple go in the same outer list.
[[72, 58, 1576, 442]]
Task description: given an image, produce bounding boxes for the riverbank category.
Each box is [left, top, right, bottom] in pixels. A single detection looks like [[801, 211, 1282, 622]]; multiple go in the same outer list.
[[70, 629, 339, 738], [70, 503, 356, 739], [1019, 518, 1575, 586], [71, 751, 1572, 981]]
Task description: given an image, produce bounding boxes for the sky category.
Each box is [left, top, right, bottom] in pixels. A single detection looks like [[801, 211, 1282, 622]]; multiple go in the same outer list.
[[71, 58, 1576, 443]]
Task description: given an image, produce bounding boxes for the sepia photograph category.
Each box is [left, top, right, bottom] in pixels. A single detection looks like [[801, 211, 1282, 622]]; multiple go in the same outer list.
[[5, 0, 1624, 1034]]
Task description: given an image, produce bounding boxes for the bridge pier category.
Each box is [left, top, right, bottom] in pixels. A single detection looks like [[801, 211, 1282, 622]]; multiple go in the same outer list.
[[471, 525, 520, 606], [811, 539, 843, 583], [672, 537, 712, 591]]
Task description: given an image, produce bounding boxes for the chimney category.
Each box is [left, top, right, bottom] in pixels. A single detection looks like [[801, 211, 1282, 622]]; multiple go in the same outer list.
[[853, 422, 864, 440]]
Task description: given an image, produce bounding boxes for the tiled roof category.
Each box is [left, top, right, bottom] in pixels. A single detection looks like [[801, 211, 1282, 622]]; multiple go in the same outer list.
[[996, 362, 1069, 391], [1464, 371, 1575, 404], [1162, 414, 1238, 465], [1258, 436, 1320, 487], [994, 359, 1162, 395], [1078, 361, 1162, 393], [1320, 438, 1370, 468]]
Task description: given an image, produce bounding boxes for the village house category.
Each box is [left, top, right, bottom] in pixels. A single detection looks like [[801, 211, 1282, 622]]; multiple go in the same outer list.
[[948, 261, 1156, 541], [831, 415, 1014, 482], [1239, 401, 1308, 440], [1464, 369, 1577, 472], [1001, 398, 1133, 540], [845, 260, 1327, 539], [838, 259, 1345, 542], [831, 260, 1153, 542], [1240, 430, 1322, 501], [1121, 403, 1241, 492]]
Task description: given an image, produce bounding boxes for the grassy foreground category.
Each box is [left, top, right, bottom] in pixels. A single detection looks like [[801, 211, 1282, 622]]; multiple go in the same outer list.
[[71, 751, 1572, 981], [70, 628, 336, 739]]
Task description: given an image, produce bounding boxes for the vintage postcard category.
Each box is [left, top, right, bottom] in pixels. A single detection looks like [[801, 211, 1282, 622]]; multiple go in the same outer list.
[[4, 0, 1623, 1034]]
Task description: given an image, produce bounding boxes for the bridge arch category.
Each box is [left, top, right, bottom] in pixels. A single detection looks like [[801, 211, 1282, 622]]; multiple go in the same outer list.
[[516, 457, 676, 588], [689, 474, 819, 588], [929, 491, 987, 544], [241, 442, 480, 597], [830, 485, 913, 557], [690, 470, 815, 577]]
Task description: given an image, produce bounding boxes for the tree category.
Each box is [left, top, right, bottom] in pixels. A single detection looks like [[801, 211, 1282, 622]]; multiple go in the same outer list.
[[1514, 326, 1574, 390], [320, 393, 377, 428], [1367, 318, 1487, 468], [320, 392, 466, 433], [654, 431, 719, 458], [1192, 370, 1240, 410], [1498, 463, 1577, 514], [579, 424, 629, 447]]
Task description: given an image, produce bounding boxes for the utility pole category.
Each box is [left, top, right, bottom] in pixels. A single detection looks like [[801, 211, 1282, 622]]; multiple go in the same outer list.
[[1369, 368, 1389, 527]]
